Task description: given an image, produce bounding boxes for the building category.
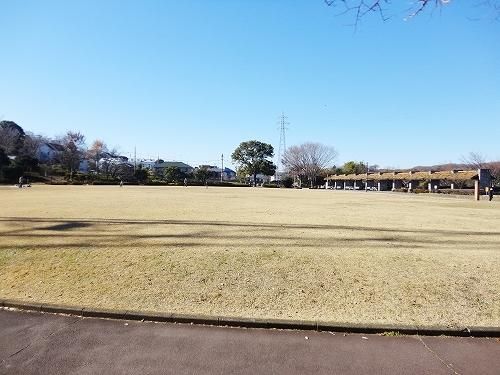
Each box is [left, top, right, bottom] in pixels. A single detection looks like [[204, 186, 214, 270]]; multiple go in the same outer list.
[[136, 159, 156, 170], [98, 154, 129, 168], [78, 160, 89, 173], [37, 142, 65, 163], [326, 169, 492, 200], [154, 161, 193, 175], [223, 167, 237, 181], [196, 165, 237, 181]]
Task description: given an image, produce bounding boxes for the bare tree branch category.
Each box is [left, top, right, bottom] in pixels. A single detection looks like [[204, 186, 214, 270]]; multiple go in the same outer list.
[[283, 142, 338, 187], [323, 1, 500, 24], [461, 152, 487, 169], [0, 127, 20, 155]]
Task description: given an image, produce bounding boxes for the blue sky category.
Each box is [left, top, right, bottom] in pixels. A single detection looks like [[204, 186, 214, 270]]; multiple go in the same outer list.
[[1, 0, 499, 169]]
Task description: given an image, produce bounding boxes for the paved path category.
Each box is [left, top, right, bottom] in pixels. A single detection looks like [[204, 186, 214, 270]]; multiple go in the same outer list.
[[1, 309, 499, 374]]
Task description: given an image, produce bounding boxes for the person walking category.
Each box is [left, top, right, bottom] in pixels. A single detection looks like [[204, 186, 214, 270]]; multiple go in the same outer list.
[[18, 176, 23, 188], [184, 178, 188, 187], [120, 180, 123, 188], [489, 186, 494, 202]]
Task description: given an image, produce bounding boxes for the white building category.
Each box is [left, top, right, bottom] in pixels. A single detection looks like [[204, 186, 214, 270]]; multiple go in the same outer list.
[[136, 159, 156, 170]]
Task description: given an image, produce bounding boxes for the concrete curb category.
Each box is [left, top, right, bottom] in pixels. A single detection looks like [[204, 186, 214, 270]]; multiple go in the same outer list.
[[2, 299, 499, 337]]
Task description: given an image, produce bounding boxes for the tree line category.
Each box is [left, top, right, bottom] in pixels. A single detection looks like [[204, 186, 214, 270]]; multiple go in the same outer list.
[[0, 121, 134, 184], [231, 139, 381, 188], [2, 120, 497, 187]]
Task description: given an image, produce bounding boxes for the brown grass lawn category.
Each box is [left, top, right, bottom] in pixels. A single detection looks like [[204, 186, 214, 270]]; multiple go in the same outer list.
[[1, 185, 499, 327]]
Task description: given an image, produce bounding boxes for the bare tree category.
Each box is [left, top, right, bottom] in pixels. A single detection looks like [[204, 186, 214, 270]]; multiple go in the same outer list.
[[87, 139, 109, 173], [20, 132, 48, 159], [461, 152, 487, 169], [461, 152, 500, 184], [283, 142, 338, 187], [488, 161, 500, 183], [0, 127, 20, 155], [59, 131, 86, 178], [98, 147, 122, 178], [324, 1, 499, 25]]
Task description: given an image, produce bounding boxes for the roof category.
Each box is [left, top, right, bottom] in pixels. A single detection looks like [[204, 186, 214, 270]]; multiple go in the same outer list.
[[155, 161, 193, 169], [45, 143, 65, 152], [327, 170, 480, 182]]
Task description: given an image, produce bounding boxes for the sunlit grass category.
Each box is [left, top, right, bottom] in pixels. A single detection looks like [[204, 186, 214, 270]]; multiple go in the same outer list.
[[0, 185, 499, 327]]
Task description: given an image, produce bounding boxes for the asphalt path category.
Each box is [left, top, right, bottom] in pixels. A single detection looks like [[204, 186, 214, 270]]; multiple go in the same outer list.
[[1, 309, 499, 374]]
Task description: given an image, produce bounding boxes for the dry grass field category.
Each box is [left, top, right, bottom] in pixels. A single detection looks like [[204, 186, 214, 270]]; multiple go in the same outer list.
[[1, 185, 499, 328]]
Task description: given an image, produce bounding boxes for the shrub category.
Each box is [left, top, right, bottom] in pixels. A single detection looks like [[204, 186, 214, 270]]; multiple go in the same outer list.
[[282, 177, 294, 188], [413, 188, 430, 194]]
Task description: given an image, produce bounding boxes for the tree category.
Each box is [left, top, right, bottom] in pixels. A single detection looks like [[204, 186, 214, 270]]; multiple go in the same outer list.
[[341, 161, 367, 175], [163, 166, 184, 183], [87, 140, 108, 173], [114, 163, 134, 181], [14, 155, 39, 173], [282, 176, 294, 188], [134, 167, 149, 184], [462, 152, 500, 185], [324, 1, 500, 25], [0, 148, 11, 180], [461, 152, 486, 169], [98, 147, 121, 178], [20, 132, 47, 160], [282, 142, 338, 187], [194, 166, 211, 184], [0, 121, 25, 155], [59, 131, 86, 178], [488, 162, 500, 185], [232, 140, 276, 186]]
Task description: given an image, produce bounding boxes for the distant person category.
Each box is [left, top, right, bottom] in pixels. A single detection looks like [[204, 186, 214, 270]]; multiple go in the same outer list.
[[18, 176, 23, 188], [120, 180, 123, 188], [489, 187, 494, 202], [184, 178, 188, 187]]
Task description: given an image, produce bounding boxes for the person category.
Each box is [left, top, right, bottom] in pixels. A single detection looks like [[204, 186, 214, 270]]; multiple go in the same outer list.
[[184, 178, 188, 187], [120, 180, 123, 188], [489, 186, 494, 202], [18, 176, 23, 188]]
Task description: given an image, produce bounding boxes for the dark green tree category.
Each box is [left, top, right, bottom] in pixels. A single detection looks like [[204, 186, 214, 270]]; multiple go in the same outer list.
[[342, 161, 367, 175], [0, 148, 11, 180], [163, 166, 184, 183], [232, 140, 276, 186], [0, 121, 25, 155], [194, 166, 210, 184], [14, 155, 39, 173], [134, 167, 149, 184], [282, 176, 294, 188]]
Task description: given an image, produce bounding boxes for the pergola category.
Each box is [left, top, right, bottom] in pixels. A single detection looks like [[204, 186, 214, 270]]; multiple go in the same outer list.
[[325, 169, 492, 200]]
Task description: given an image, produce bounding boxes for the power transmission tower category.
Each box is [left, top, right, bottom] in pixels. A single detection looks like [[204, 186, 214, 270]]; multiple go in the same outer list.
[[276, 112, 289, 182]]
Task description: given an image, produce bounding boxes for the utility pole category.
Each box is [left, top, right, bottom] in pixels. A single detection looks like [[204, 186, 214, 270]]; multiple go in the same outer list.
[[221, 154, 224, 182], [365, 161, 369, 191], [276, 112, 289, 184], [134, 146, 137, 173]]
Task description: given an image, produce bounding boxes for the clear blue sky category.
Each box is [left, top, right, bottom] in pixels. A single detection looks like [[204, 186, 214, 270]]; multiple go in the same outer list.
[[1, 1, 499, 169]]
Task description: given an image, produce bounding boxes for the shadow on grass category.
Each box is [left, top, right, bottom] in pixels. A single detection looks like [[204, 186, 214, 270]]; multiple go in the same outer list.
[[2, 216, 500, 236], [1, 216, 500, 252], [41, 222, 92, 231]]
